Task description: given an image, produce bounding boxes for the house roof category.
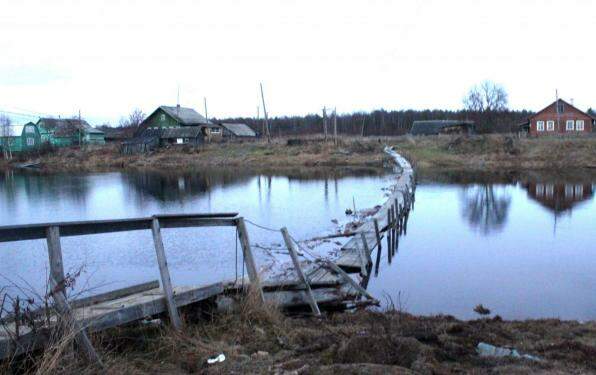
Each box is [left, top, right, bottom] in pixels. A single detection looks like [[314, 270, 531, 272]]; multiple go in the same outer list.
[[160, 127, 204, 139], [220, 123, 256, 137], [159, 106, 212, 125], [530, 99, 596, 121], [37, 118, 104, 136], [410, 120, 474, 135]]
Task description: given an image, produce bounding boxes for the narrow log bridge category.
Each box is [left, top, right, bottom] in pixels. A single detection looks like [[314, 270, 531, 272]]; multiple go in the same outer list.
[[0, 148, 415, 363]]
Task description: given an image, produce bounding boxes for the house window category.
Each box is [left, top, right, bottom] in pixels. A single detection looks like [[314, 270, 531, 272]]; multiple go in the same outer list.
[[535, 183, 544, 197], [564, 184, 573, 199], [575, 185, 583, 197], [176, 138, 184, 144], [536, 121, 545, 131], [546, 120, 555, 131], [210, 127, 221, 134], [26, 138, 34, 146], [557, 102, 565, 113], [26, 126, 35, 134], [545, 184, 554, 198], [576, 120, 584, 131], [160, 114, 166, 122], [566, 120, 574, 131]]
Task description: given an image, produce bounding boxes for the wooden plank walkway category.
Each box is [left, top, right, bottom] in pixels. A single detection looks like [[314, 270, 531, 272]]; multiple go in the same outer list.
[[0, 147, 415, 363], [0, 283, 224, 359], [336, 147, 414, 270]]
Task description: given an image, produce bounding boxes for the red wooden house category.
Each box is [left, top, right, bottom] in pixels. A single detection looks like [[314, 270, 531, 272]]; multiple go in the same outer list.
[[521, 99, 595, 136]]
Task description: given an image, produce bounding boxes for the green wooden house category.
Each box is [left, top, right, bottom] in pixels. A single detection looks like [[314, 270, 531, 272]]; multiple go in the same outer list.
[[0, 122, 42, 153], [37, 118, 105, 146]]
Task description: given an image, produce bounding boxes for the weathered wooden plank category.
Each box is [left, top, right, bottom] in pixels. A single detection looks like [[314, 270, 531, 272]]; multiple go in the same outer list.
[[318, 260, 378, 303], [151, 218, 182, 330], [235, 217, 265, 302], [46, 227, 103, 367], [0, 214, 240, 243], [281, 227, 321, 316], [71, 280, 160, 309], [0, 283, 224, 360], [87, 283, 223, 332]]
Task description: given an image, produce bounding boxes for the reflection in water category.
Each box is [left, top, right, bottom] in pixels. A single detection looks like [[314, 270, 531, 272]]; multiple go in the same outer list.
[[460, 185, 511, 235], [522, 181, 593, 215]]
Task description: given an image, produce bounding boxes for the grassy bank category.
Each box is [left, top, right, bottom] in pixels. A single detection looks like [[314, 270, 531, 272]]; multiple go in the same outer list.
[[7, 293, 595, 374], [0, 135, 594, 173], [392, 134, 596, 171]]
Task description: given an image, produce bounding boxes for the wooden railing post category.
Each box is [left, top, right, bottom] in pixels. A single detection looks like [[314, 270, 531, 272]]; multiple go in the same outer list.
[[235, 217, 265, 302], [46, 226, 104, 368], [373, 219, 382, 276], [150, 218, 182, 330], [281, 227, 321, 316], [387, 209, 392, 264]]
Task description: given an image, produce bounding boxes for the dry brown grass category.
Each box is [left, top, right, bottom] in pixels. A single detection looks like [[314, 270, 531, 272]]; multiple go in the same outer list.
[[3, 134, 594, 173], [4, 303, 596, 374]]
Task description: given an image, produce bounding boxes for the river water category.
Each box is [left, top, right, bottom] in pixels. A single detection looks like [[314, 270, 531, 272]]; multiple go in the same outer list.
[[0, 167, 594, 321]]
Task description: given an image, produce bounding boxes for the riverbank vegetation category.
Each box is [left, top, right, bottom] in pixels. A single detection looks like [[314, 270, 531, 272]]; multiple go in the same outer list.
[[1, 135, 594, 173], [5, 292, 595, 374]]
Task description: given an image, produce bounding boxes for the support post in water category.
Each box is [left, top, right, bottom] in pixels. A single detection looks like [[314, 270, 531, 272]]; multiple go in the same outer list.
[[356, 240, 368, 277], [151, 218, 183, 330], [46, 226, 104, 367], [236, 217, 265, 302], [391, 205, 397, 256], [360, 232, 372, 265], [387, 208, 392, 264], [281, 227, 321, 316], [373, 219, 382, 276]]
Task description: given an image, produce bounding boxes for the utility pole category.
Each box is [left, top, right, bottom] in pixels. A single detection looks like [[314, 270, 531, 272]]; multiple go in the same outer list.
[[333, 107, 337, 146], [204, 97, 208, 122], [361, 115, 366, 137], [556, 89, 560, 133], [323, 107, 328, 141], [260, 83, 271, 143], [78, 109, 82, 146]]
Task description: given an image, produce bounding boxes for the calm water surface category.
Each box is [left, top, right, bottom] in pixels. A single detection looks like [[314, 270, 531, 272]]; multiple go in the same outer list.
[[368, 169, 596, 321], [0, 167, 391, 301], [0, 168, 594, 321]]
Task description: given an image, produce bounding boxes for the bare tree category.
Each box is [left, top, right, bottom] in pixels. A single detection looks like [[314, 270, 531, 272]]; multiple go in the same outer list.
[[1, 115, 13, 159], [119, 109, 146, 128], [463, 81, 508, 112]]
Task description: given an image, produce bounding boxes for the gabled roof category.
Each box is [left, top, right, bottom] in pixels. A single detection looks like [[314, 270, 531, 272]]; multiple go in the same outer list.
[[156, 105, 212, 125], [220, 123, 256, 137], [160, 127, 204, 139], [37, 118, 103, 136], [410, 120, 474, 135], [530, 99, 596, 121]]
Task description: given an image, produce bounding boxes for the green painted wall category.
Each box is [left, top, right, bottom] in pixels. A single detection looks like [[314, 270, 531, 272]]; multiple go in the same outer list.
[[84, 132, 106, 144], [0, 123, 42, 153], [143, 108, 181, 129]]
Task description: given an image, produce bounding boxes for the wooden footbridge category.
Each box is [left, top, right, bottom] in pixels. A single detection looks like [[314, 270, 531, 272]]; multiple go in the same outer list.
[[0, 147, 415, 365]]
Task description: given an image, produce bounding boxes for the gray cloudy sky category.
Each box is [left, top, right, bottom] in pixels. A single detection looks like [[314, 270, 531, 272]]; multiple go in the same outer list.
[[1, 0, 595, 125]]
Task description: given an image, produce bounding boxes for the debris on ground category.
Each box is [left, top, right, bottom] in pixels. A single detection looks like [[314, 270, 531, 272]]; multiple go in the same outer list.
[[477, 342, 541, 361]]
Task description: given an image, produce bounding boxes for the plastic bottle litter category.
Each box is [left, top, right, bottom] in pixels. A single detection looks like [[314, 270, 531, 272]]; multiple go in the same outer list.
[[477, 342, 541, 361], [207, 353, 226, 365]]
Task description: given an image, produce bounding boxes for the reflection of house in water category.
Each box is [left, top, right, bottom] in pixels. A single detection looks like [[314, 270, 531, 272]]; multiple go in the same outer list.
[[122, 169, 255, 203], [524, 181, 593, 215]]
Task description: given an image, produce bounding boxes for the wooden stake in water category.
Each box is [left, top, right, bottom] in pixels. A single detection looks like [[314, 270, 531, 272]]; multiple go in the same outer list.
[[281, 227, 321, 316]]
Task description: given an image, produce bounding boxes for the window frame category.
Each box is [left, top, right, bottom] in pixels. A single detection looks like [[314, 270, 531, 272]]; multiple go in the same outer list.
[[26, 138, 35, 146], [566, 120, 574, 131], [546, 120, 555, 131], [210, 127, 221, 134], [576, 120, 584, 131], [536, 121, 545, 131]]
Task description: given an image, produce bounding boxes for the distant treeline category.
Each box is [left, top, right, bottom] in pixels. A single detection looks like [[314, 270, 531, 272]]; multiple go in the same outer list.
[[219, 109, 534, 136]]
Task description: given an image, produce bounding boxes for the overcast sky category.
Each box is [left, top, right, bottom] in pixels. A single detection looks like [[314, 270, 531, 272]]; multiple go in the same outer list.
[[1, 0, 595, 125]]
